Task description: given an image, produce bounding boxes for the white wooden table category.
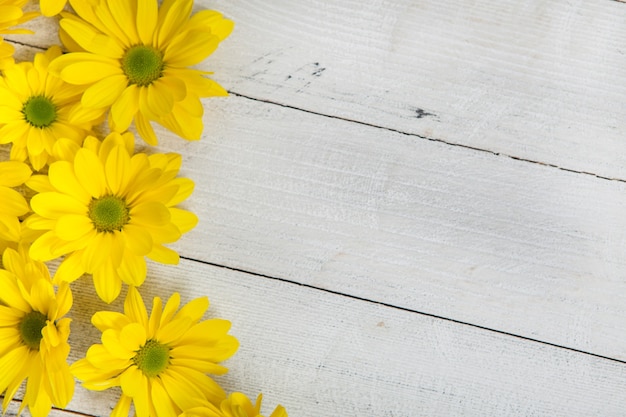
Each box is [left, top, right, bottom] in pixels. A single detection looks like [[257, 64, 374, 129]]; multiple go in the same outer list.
[[5, 0, 626, 415]]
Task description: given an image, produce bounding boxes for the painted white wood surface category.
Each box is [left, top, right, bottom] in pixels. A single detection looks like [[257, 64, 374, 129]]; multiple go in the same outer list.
[[151, 95, 626, 361], [8, 261, 626, 417], [2, 0, 626, 416]]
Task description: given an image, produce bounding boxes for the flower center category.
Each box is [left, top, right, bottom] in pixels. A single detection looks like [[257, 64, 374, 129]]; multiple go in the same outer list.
[[133, 339, 170, 378], [121, 45, 164, 86], [22, 95, 57, 128], [19, 311, 48, 350], [88, 195, 130, 233]]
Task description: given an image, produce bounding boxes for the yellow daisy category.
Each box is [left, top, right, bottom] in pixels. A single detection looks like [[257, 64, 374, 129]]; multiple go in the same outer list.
[[0, 0, 37, 69], [0, 245, 74, 417], [26, 131, 198, 303], [0, 46, 97, 171], [220, 393, 288, 417], [71, 286, 239, 417], [50, 0, 234, 145]]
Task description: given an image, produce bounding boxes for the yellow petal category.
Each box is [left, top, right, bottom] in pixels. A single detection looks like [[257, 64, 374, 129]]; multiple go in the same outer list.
[[104, 144, 131, 194], [155, 317, 192, 345], [0, 187, 29, 216], [48, 161, 91, 204], [55, 214, 94, 241], [156, 0, 192, 49], [135, 111, 158, 145], [143, 83, 174, 118], [129, 201, 170, 226], [92, 261, 122, 303], [159, 369, 206, 411], [122, 224, 153, 256], [117, 254, 147, 287], [110, 85, 139, 131], [120, 366, 145, 398], [53, 249, 85, 283], [31, 192, 86, 218], [82, 74, 128, 108], [147, 244, 179, 265], [120, 322, 147, 352], [188, 10, 234, 41], [151, 378, 177, 417], [124, 286, 148, 326], [59, 60, 123, 85], [81, 232, 114, 272], [169, 208, 198, 234], [40, 0, 68, 17], [137, 0, 158, 45], [111, 394, 133, 417], [91, 311, 131, 332], [74, 148, 107, 197], [107, 0, 139, 45], [164, 30, 218, 67], [102, 328, 135, 360], [59, 17, 124, 57], [174, 297, 208, 323], [48, 362, 75, 408]]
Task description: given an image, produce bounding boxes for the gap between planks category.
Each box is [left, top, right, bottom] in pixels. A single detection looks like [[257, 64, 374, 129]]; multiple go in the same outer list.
[[180, 255, 626, 366], [228, 91, 626, 185]]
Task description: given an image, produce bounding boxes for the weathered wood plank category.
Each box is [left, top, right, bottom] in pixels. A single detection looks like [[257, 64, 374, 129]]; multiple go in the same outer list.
[[5, 260, 626, 417]]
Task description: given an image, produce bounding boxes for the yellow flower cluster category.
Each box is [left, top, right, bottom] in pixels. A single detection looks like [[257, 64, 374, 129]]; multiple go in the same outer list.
[[0, 1, 288, 417]]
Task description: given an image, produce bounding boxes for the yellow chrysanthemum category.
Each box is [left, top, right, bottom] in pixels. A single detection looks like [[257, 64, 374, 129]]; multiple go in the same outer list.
[[25, 131, 198, 303], [0, 46, 97, 171], [72, 286, 239, 417], [0, 0, 37, 69], [220, 393, 287, 417], [49, 0, 234, 145], [0, 246, 74, 417]]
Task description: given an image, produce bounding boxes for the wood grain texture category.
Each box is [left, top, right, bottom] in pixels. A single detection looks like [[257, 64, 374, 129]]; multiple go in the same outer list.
[[6, 260, 626, 417], [146, 95, 626, 361], [207, 0, 626, 180]]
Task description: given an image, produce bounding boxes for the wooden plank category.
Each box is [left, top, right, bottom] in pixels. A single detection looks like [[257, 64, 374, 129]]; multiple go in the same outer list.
[[5, 259, 626, 417], [8, 0, 626, 178], [145, 95, 626, 361]]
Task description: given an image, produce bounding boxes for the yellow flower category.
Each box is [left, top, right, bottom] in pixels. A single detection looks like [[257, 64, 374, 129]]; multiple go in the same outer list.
[[26, 131, 198, 303], [72, 286, 239, 417], [0, 46, 97, 170], [0, 0, 37, 69], [220, 393, 287, 417], [0, 246, 74, 417], [50, 0, 234, 145]]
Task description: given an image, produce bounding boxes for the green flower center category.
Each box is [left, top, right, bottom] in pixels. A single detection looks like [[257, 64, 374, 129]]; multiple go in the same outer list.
[[133, 339, 170, 378], [19, 311, 48, 350], [88, 195, 130, 233], [22, 95, 57, 128], [121, 45, 164, 86]]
